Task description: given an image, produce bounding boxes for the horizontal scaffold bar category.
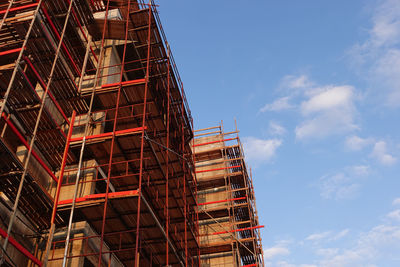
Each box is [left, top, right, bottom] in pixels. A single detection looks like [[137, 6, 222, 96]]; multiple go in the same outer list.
[[193, 137, 237, 147], [0, 3, 38, 14], [211, 225, 264, 236], [0, 48, 22, 56], [101, 78, 146, 89], [0, 226, 42, 266], [194, 126, 220, 132], [198, 196, 247, 206], [58, 189, 139, 205], [195, 165, 241, 174], [70, 126, 146, 142]]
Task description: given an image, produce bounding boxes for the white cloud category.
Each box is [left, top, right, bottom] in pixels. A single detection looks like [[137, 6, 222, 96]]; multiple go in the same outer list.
[[281, 74, 313, 89], [369, 0, 400, 47], [316, 248, 339, 258], [334, 229, 350, 240], [261, 76, 359, 140], [242, 137, 282, 163], [264, 246, 290, 260], [268, 121, 287, 136], [392, 198, 400, 206], [374, 49, 400, 106], [387, 209, 400, 221], [296, 111, 357, 140], [318, 173, 359, 200], [371, 141, 397, 165], [264, 240, 292, 260], [346, 137, 396, 166], [350, 165, 371, 176], [306, 231, 331, 242], [345, 136, 374, 151], [301, 86, 353, 115], [296, 85, 358, 140], [259, 74, 313, 113], [260, 96, 293, 112], [306, 229, 349, 243]]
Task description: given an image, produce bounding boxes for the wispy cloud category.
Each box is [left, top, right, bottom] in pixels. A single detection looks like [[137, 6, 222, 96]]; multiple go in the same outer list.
[[370, 141, 397, 165], [273, 199, 400, 267], [319, 223, 400, 267], [259, 74, 312, 113], [392, 198, 400, 206], [349, 0, 400, 106], [318, 173, 360, 200], [316, 165, 371, 200], [260, 96, 294, 112], [264, 240, 291, 260], [345, 136, 397, 166], [306, 229, 349, 243], [316, 248, 339, 258], [242, 137, 282, 164], [350, 165, 371, 176], [281, 74, 313, 89], [317, 199, 400, 266], [345, 136, 374, 151], [268, 121, 287, 136], [260, 74, 359, 140], [306, 231, 332, 242], [387, 209, 400, 221]]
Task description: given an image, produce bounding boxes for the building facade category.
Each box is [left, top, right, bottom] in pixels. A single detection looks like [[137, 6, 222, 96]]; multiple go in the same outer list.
[[0, 0, 263, 266]]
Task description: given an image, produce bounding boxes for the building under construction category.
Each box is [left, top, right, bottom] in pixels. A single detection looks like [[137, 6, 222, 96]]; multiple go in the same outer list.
[[0, 0, 264, 266]]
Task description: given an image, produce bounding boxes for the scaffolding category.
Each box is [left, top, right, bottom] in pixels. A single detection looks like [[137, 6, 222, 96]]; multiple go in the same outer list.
[[193, 123, 264, 267], [0, 0, 198, 266]]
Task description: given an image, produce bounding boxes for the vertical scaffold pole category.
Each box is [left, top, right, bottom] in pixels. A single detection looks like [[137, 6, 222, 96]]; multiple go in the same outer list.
[[98, 0, 132, 265], [165, 43, 170, 266], [134, 1, 152, 266], [45, 0, 111, 265], [43, 31, 93, 264], [181, 82, 188, 266]]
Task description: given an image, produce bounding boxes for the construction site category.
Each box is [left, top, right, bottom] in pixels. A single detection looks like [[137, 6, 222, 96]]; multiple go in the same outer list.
[[0, 0, 264, 266]]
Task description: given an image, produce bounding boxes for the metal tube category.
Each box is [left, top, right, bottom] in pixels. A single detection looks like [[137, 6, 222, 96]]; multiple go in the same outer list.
[[0, 0, 15, 31], [0, 0, 45, 255], [5, 1, 75, 248], [191, 119, 200, 267], [134, 2, 152, 266], [0, 227, 42, 266], [0, 0, 43, 133], [97, 0, 132, 265], [181, 82, 188, 266], [42, 110, 75, 265], [39, 6, 81, 76], [3, 0, 75, 255], [23, 56, 70, 125], [165, 42, 170, 266], [60, 4, 112, 263], [43, 37, 93, 267]]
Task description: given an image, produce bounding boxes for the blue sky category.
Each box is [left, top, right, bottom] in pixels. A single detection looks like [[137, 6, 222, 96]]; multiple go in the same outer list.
[[160, 1, 400, 266]]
